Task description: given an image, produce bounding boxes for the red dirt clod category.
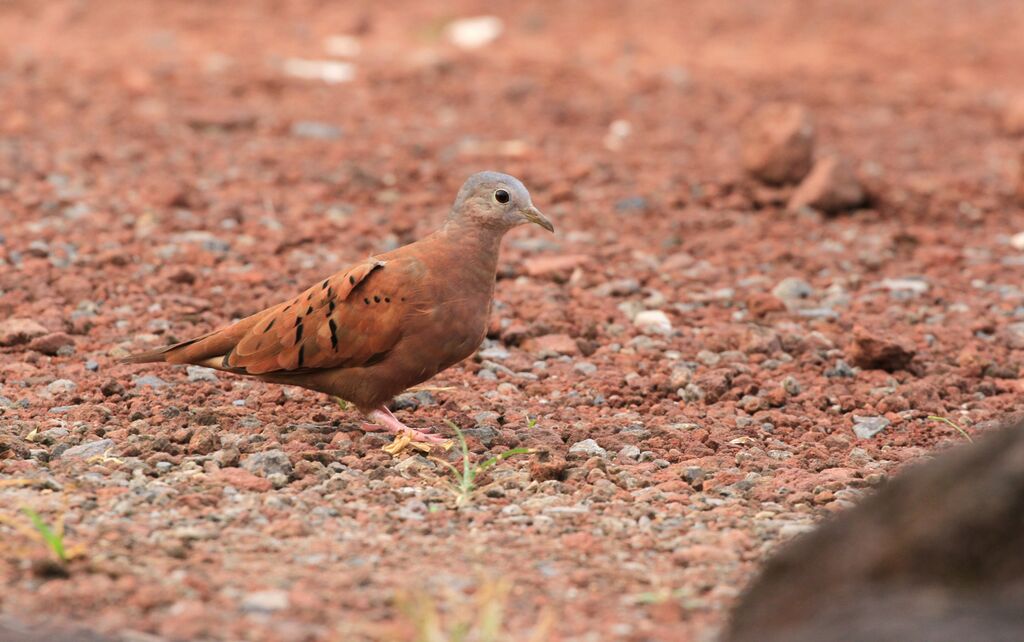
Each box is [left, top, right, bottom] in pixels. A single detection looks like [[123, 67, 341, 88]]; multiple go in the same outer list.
[[788, 155, 865, 214], [847, 325, 916, 372], [0, 318, 48, 347], [741, 102, 815, 185], [27, 332, 75, 356], [521, 333, 580, 357]]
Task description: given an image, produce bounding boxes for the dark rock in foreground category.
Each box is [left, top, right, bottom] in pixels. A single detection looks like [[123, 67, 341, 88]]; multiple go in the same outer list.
[[726, 419, 1024, 642]]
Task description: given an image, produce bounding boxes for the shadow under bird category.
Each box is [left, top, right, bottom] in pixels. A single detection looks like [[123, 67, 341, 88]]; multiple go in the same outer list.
[[121, 171, 553, 442]]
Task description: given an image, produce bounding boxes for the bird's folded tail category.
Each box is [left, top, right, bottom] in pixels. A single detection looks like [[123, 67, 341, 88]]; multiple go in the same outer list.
[[118, 331, 218, 365], [118, 316, 261, 366]]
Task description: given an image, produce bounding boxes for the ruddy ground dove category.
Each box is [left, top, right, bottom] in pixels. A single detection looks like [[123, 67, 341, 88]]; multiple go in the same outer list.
[[122, 172, 553, 442]]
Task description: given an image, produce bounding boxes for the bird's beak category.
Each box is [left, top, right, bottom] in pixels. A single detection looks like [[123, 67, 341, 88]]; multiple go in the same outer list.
[[521, 205, 554, 233]]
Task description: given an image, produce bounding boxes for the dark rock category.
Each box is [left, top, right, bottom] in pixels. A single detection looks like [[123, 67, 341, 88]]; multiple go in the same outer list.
[[100, 380, 126, 396], [726, 420, 1024, 642]]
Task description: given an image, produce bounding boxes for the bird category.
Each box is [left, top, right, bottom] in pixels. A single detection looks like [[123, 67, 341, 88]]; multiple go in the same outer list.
[[121, 171, 553, 443]]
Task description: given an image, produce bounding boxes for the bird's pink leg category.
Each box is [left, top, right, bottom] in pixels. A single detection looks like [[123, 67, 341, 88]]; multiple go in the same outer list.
[[363, 406, 447, 444]]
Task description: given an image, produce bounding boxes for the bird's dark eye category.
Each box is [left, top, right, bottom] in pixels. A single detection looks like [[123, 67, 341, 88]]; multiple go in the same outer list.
[[494, 189, 510, 204]]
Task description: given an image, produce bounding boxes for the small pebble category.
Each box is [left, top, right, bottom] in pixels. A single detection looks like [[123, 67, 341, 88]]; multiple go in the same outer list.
[[618, 445, 641, 461], [852, 416, 890, 440], [568, 439, 607, 458], [187, 366, 219, 383]]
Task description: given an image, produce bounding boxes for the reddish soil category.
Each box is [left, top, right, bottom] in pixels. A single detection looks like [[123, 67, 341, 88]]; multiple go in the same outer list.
[[2, 1, 1024, 640]]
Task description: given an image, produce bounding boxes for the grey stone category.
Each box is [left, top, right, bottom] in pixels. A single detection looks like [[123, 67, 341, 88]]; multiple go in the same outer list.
[[46, 379, 77, 395], [880, 277, 930, 296], [618, 445, 641, 460], [593, 278, 641, 297], [853, 416, 890, 440], [772, 277, 814, 302], [241, 589, 290, 613], [241, 449, 293, 478], [682, 467, 706, 485], [186, 366, 219, 383], [60, 439, 115, 460], [133, 375, 170, 388], [615, 196, 648, 212], [826, 360, 856, 378], [473, 411, 501, 426], [568, 439, 607, 458], [267, 472, 289, 489], [573, 361, 598, 376], [478, 345, 510, 361], [782, 376, 801, 396], [390, 391, 425, 411], [290, 121, 343, 140]]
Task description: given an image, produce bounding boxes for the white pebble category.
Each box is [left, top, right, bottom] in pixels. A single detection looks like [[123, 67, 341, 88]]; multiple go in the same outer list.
[[445, 16, 504, 50], [283, 58, 354, 84], [633, 310, 672, 334], [322, 35, 361, 58]]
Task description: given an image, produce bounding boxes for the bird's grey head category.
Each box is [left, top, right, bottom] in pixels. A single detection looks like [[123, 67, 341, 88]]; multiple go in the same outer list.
[[448, 171, 554, 233]]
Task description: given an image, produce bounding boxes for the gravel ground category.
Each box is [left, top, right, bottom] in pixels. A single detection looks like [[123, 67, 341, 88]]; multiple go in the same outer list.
[[2, 1, 1024, 640]]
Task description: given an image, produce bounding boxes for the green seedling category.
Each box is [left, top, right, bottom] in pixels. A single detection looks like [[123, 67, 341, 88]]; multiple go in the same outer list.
[[0, 505, 76, 565], [526, 416, 538, 429], [928, 415, 974, 443], [0, 482, 81, 566], [432, 421, 531, 508], [21, 507, 68, 562]]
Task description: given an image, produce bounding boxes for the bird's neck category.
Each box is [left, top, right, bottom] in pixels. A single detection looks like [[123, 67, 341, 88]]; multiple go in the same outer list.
[[441, 219, 504, 255], [437, 219, 505, 280]]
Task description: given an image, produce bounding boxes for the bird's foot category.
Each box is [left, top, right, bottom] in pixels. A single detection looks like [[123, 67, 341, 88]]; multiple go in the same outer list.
[[365, 407, 447, 444]]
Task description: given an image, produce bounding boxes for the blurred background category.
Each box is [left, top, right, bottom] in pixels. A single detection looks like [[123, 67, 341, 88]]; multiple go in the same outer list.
[[3, 1, 1024, 641]]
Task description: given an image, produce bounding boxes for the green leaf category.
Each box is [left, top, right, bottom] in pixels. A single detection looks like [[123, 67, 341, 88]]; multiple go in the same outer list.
[[21, 507, 67, 562]]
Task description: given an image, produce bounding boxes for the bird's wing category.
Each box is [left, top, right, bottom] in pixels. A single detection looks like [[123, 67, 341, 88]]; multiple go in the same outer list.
[[221, 258, 412, 374], [129, 257, 421, 375]]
